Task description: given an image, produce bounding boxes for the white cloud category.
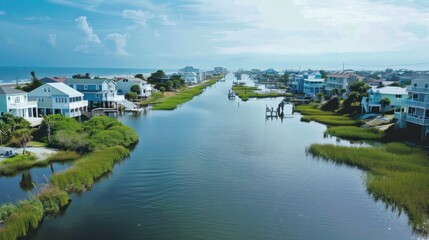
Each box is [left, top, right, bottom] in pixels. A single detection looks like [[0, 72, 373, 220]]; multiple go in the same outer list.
[[0, 11, 5, 16], [159, 15, 177, 26], [48, 34, 57, 47], [104, 33, 131, 56], [122, 9, 151, 27], [75, 16, 101, 44], [186, 0, 429, 55]]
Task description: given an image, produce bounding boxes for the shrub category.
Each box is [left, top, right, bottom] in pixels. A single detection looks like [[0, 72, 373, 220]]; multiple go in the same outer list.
[[321, 97, 340, 111], [51, 130, 92, 153], [82, 116, 122, 135], [37, 186, 70, 216]]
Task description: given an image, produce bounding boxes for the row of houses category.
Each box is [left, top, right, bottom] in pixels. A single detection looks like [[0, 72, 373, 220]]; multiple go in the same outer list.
[[178, 66, 227, 84], [0, 76, 153, 123]]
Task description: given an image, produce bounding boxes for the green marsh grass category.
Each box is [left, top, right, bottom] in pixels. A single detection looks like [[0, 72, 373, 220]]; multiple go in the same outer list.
[[232, 86, 289, 101], [0, 200, 43, 240], [295, 104, 362, 126], [51, 146, 130, 192], [152, 78, 220, 110], [326, 126, 385, 140], [308, 143, 429, 234]]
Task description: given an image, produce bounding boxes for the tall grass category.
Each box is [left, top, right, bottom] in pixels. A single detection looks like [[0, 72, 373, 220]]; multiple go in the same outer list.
[[152, 77, 222, 110], [295, 104, 362, 126], [325, 126, 385, 140], [37, 186, 70, 216], [51, 146, 130, 192], [0, 154, 38, 176], [232, 86, 287, 101], [308, 143, 429, 234], [0, 200, 43, 240]]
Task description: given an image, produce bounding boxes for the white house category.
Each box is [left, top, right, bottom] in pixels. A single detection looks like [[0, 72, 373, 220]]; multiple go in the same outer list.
[[28, 83, 88, 118], [361, 86, 408, 113], [181, 72, 199, 84], [0, 86, 38, 119], [325, 72, 360, 97], [115, 77, 153, 98], [394, 75, 429, 140]]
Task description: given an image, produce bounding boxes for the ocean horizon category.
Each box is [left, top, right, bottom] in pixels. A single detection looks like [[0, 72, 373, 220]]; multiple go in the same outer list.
[[0, 66, 179, 83]]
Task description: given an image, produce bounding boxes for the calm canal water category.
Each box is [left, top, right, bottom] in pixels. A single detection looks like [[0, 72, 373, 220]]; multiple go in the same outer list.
[[15, 73, 419, 239]]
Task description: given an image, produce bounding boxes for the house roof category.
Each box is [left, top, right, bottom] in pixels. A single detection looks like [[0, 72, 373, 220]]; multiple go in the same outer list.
[[66, 78, 113, 85], [371, 86, 407, 95], [0, 86, 26, 95], [45, 83, 84, 96], [328, 71, 358, 78], [40, 77, 67, 83]]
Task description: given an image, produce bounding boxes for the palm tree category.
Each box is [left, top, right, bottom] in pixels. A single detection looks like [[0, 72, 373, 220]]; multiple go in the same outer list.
[[380, 98, 391, 112], [0, 121, 8, 145], [42, 115, 54, 144], [13, 129, 33, 154]]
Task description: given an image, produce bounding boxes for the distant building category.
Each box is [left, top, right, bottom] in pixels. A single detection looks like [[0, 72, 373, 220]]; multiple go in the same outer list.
[[325, 72, 360, 97], [115, 77, 152, 98], [40, 77, 67, 84], [28, 83, 88, 118], [361, 86, 407, 113], [0, 87, 38, 119], [213, 67, 227, 75], [263, 69, 279, 76], [394, 75, 429, 140], [179, 66, 200, 74], [181, 72, 199, 84], [303, 72, 326, 97]]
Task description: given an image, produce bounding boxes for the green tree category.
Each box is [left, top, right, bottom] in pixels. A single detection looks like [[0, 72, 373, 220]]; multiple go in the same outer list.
[[332, 88, 339, 96], [13, 128, 33, 154], [125, 92, 138, 101], [147, 70, 166, 84], [134, 74, 145, 80], [319, 70, 328, 80], [160, 86, 166, 94], [349, 81, 369, 95], [0, 121, 8, 145], [42, 115, 55, 144], [166, 80, 173, 91], [130, 84, 141, 94], [317, 93, 324, 102], [21, 71, 42, 92], [380, 97, 391, 111]]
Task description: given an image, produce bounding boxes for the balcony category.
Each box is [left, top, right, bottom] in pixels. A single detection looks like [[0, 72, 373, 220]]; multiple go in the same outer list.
[[8, 101, 38, 109], [396, 99, 429, 109], [406, 115, 429, 126], [52, 100, 89, 109], [106, 95, 125, 102], [407, 86, 429, 94]]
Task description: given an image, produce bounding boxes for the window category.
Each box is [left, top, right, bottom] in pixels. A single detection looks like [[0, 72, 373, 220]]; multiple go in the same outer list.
[[96, 94, 99, 98], [84, 85, 88, 90], [96, 85, 100, 90], [414, 83, 417, 87], [426, 84, 428, 88]]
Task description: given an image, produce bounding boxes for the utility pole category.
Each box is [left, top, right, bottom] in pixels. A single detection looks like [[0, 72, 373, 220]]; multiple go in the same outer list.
[[342, 63, 345, 71]]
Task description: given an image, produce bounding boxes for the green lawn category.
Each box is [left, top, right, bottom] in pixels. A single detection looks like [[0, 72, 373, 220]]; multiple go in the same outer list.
[[326, 126, 385, 140], [232, 86, 292, 101]]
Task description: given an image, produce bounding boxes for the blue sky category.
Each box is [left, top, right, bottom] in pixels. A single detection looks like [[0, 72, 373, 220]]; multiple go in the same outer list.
[[0, 0, 428, 70]]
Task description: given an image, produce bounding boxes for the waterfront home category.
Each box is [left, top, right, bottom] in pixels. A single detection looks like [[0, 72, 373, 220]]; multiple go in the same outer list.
[[115, 77, 152, 98], [303, 72, 326, 97], [394, 74, 429, 140], [214, 67, 228, 75], [179, 66, 200, 74], [65, 78, 124, 109], [28, 83, 88, 118], [181, 72, 199, 84], [361, 86, 407, 113], [0, 86, 38, 119], [325, 72, 360, 97]]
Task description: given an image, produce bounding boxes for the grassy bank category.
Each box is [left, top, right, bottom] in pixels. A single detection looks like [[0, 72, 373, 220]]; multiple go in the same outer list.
[[51, 146, 129, 192], [0, 151, 80, 176], [0, 116, 139, 239], [143, 76, 222, 110], [326, 126, 385, 140], [296, 104, 362, 126], [308, 143, 429, 234], [232, 86, 291, 101]]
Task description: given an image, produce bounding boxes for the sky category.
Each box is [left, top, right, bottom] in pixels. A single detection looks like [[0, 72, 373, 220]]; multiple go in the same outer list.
[[0, 0, 429, 70]]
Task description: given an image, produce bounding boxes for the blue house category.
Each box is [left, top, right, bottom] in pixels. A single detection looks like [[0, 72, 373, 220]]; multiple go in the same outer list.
[[65, 79, 125, 109]]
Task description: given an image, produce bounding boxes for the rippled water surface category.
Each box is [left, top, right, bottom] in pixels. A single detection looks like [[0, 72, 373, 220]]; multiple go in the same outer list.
[[17, 74, 419, 239]]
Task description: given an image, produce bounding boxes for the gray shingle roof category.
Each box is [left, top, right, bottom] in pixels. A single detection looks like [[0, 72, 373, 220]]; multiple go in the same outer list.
[[0, 86, 26, 95]]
